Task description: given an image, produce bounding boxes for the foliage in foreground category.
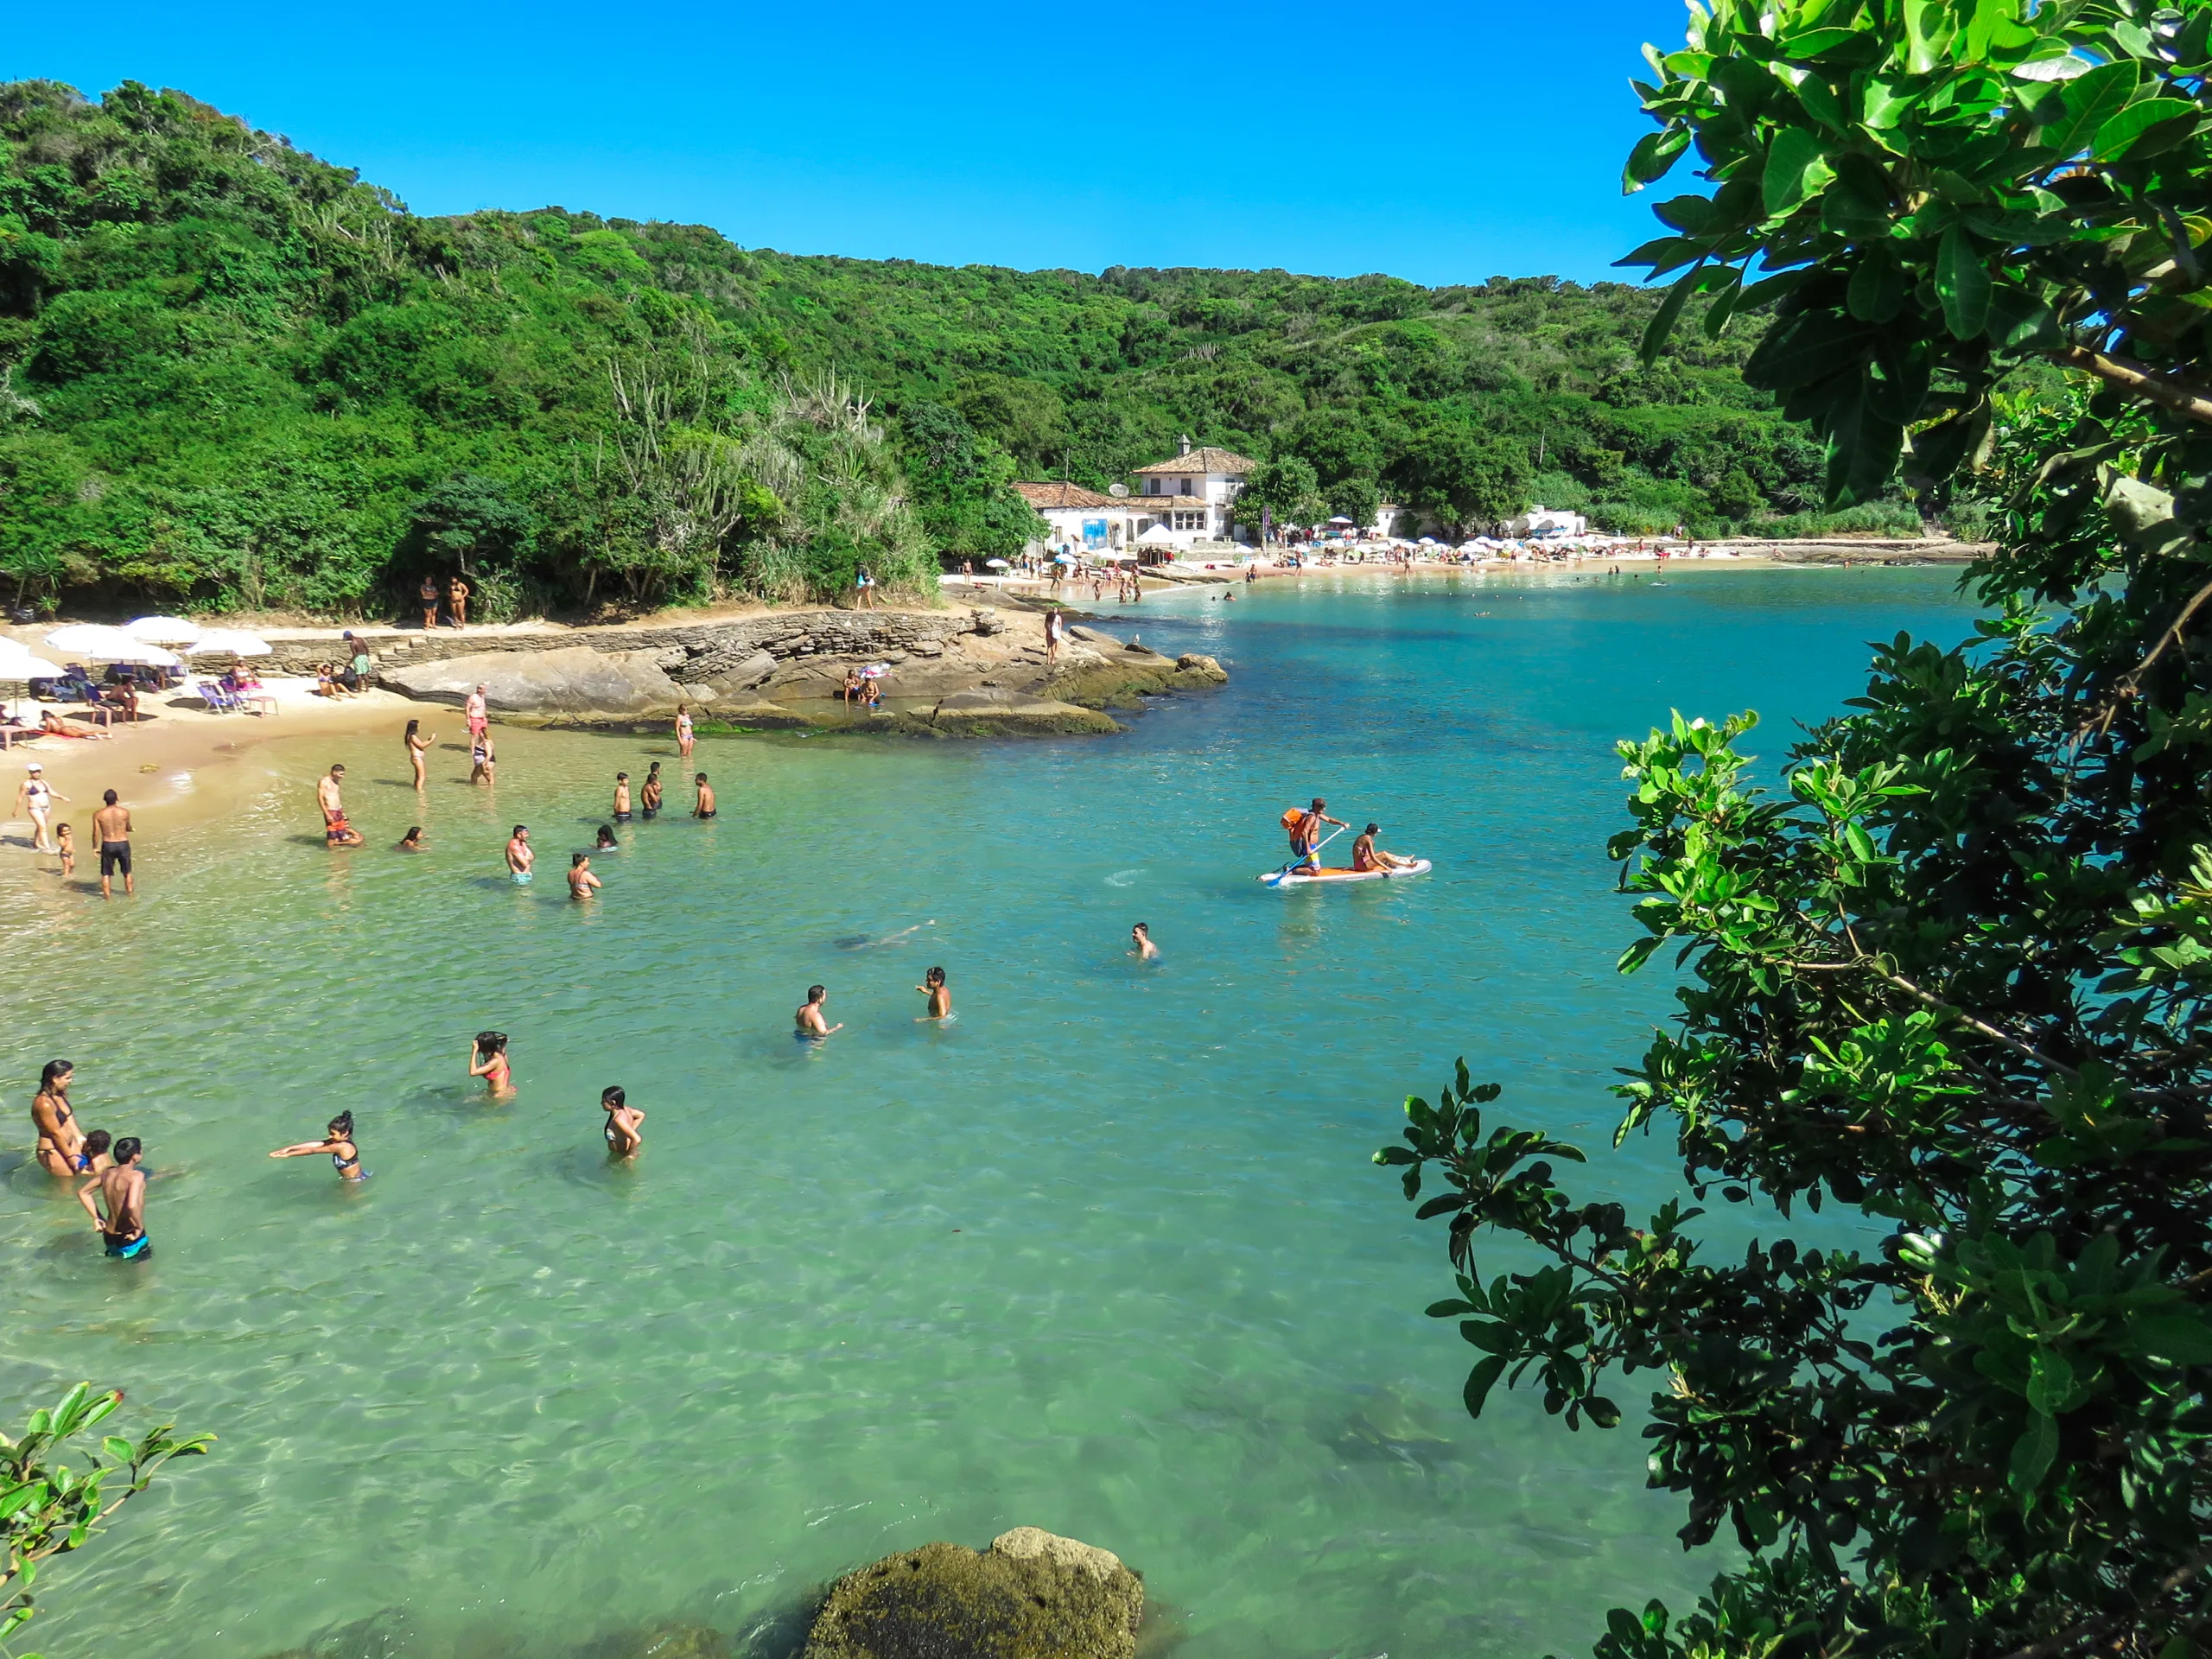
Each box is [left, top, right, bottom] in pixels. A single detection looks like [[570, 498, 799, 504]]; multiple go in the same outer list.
[[1382, 0, 2212, 1655], [0, 82, 1859, 618], [0, 1383, 209, 1657]]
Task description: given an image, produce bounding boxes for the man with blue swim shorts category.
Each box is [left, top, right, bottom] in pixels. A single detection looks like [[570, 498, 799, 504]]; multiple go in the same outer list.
[[505, 823, 534, 884], [80, 1136, 150, 1260]]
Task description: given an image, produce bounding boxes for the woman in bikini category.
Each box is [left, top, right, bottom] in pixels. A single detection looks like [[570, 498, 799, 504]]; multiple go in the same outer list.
[[601, 1086, 643, 1159], [676, 704, 695, 761], [404, 719, 436, 789], [470, 730, 496, 786], [32, 1059, 85, 1178], [270, 1111, 365, 1181], [470, 1032, 514, 1099]]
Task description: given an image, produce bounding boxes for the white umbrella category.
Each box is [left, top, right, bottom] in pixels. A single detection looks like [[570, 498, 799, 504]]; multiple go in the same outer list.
[[984, 558, 1010, 569], [45, 624, 181, 665], [1137, 524, 1178, 546], [126, 615, 203, 647], [186, 628, 272, 658]]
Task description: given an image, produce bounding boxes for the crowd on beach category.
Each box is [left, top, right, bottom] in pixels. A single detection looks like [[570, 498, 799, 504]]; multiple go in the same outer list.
[[22, 685, 1182, 1264]]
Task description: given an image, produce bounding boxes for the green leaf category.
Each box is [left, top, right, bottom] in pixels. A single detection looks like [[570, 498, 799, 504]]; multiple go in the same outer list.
[[1936, 226, 1992, 340], [2026, 1348, 2077, 1414], [2035, 60, 2139, 160], [1821, 154, 1895, 237], [1624, 128, 1693, 194], [1461, 1355, 1509, 1419], [1763, 127, 1834, 218], [1640, 263, 1707, 366], [2127, 1313, 2212, 1364], [2089, 98, 2202, 162], [1847, 256, 1906, 323], [2008, 1410, 2058, 1494], [98, 1438, 131, 1465]]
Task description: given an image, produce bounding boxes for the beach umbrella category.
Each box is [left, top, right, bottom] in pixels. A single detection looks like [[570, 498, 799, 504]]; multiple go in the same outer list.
[[186, 628, 272, 658], [1136, 524, 1177, 546], [126, 615, 203, 648], [45, 624, 182, 665], [984, 558, 1010, 569], [1327, 515, 1355, 525]]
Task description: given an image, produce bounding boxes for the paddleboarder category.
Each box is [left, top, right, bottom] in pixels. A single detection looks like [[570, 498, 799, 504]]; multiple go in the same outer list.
[[1288, 798, 1346, 873]]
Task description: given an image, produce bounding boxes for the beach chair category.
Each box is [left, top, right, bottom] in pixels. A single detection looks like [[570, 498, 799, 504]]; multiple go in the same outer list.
[[198, 679, 242, 714]]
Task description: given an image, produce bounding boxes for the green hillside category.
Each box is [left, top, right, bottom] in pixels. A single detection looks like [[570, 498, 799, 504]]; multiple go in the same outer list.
[[0, 79, 1887, 619]]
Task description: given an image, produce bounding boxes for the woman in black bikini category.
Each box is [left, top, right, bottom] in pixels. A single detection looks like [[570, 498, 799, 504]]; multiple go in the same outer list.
[[32, 1059, 84, 1178], [269, 1111, 365, 1182]]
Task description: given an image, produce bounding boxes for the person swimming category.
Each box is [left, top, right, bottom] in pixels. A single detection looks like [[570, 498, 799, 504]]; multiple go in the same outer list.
[[795, 985, 842, 1039], [601, 1086, 644, 1159], [470, 1032, 514, 1098], [915, 965, 951, 1020], [1129, 922, 1160, 960], [397, 826, 426, 851], [595, 824, 618, 851], [269, 1110, 365, 1181]]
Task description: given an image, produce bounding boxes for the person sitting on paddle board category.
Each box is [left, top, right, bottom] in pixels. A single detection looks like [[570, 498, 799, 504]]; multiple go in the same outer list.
[[1285, 798, 1347, 873], [1351, 823, 1414, 874]]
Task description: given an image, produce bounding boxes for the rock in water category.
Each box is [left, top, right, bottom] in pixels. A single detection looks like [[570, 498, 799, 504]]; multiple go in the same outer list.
[[801, 1530, 1144, 1659]]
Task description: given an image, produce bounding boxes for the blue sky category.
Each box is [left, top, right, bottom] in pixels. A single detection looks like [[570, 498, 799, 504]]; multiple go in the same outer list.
[[4, 0, 1689, 289]]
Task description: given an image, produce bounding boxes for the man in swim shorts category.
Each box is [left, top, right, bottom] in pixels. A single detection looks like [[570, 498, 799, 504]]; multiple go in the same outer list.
[[505, 824, 534, 882], [92, 789, 134, 899], [795, 985, 842, 1038], [319, 765, 365, 847], [79, 1136, 149, 1260], [693, 773, 715, 819], [1291, 798, 1346, 872], [465, 683, 488, 740]]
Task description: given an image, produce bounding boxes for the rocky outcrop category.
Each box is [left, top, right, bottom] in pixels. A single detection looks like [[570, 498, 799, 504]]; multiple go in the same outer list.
[[802, 1529, 1143, 1659], [382, 646, 688, 720]]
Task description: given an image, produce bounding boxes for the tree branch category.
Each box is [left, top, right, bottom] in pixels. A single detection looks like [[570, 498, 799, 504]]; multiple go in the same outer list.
[[1995, 1539, 2212, 1659], [2049, 345, 2212, 426]]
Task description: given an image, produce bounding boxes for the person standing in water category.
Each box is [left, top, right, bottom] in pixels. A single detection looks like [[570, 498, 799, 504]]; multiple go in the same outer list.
[[465, 683, 488, 741], [404, 719, 436, 790], [505, 824, 534, 883], [76, 1129, 113, 1177], [676, 704, 695, 762], [469, 728, 496, 786], [612, 772, 632, 822], [795, 985, 842, 1039], [93, 789, 134, 898], [269, 1111, 365, 1182], [915, 966, 951, 1020], [15, 763, 63, 855], [32, 1059, 85, 1178], [319, 765, 364, 847], [79, 1137, 149, 1260], [568, 851, 601, 901], [594, 824, 618, 851], [1129, 922, 1160, 960], [693, 774, 715, 819], [639, 762, 664, 820], [470, 1032, 514, 1097], [601, 1086, 643, 1159], [55, 823, 75, 878]]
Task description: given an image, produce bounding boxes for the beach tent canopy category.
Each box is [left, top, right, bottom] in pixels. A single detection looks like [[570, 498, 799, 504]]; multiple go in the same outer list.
[[126, 615, 202, 647], [45, 624, 182, 666], [1136, 524, 1178, 546], [1327, 516, 1355, 524], [187, 629, 272, 658]]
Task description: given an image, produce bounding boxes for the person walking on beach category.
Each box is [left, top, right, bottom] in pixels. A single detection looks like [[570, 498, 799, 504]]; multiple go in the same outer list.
[[32, 1059, 85, 1179], [92, 790, 133, 898], [319, 766, 364, 848], [601, 1086, 643, 1159], [54, 823, 74, 877], [795, 985, 842, 1039], [419, 575, 442, 630], [567, 851, 601, 901], [676, 703, 695, 762], [693, 773, 715, 819], [269, 1111, 365, 1182], [1129, 922, 1160, 960], [505, 824, 534, 883], [613, 772, 632, 822], [79, 1137, 149, 1260], [639, 762, 663, 820], [1044, 609, 1062, 665], [465, 683, 488, 741], [470, 1032, 514, 1097], [448, 575, 470, 628], [404, 719, 435, 789], [916, 966, 951, 1020], [15, 762, 62, 854], [470, 729, 496, 786]]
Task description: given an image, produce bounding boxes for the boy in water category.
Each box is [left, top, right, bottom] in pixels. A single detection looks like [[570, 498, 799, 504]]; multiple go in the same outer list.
[[568, 851, 601, 901], [601, 1086, 644, 1159], [795, 985, 842, 1038], [640, 763, 663, 820], [915, 966, 951, 1020], [613, 772, 632, 821], [54, 823, 74, 878], [79, 1136, 149, 1259], [693, 773, 715, 819]]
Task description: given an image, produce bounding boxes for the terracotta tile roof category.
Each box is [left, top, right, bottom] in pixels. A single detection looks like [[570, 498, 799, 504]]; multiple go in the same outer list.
[[1014, 481, 1125, 510], [1132, 446, 1257, 476]]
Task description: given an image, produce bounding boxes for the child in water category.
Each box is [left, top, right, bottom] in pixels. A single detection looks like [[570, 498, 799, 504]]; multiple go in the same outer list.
[[915, 965, 952, 1020], [640, 763, 663, 820], [269, 1111, 365, 1181], [54, 823, 73, 877], [470, 1032, 513, 1098], [601, 1086, 643, 1159], [613, 772, 632, 821]]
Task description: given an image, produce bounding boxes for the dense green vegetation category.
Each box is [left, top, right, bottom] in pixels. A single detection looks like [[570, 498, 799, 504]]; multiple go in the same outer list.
[[0, 80, 1891, 619]]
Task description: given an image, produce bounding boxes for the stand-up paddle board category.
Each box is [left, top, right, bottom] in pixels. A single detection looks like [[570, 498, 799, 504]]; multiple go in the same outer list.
[[1260, 859, 1431, 889]]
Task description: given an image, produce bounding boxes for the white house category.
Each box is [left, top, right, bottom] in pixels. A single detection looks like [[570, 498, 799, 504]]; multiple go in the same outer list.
[[1013, 481, 1143, 553], [1128, 435, 1255, 548]]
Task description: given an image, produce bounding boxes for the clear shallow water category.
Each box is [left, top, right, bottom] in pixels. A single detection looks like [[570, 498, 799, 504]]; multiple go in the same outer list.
[[0, 567, 1975, 1659]]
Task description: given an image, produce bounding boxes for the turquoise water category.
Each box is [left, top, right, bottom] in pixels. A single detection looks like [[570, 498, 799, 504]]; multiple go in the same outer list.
[[0, 567, 1975, 1659]]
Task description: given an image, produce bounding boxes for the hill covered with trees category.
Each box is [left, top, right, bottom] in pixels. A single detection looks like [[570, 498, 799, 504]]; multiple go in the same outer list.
[[0, 80, 1890, 619]]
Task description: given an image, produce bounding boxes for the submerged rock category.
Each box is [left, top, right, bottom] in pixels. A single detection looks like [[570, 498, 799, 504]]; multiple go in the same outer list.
[[575, 1622, 734, 1659], [801, 1529, 1143, 1659]]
